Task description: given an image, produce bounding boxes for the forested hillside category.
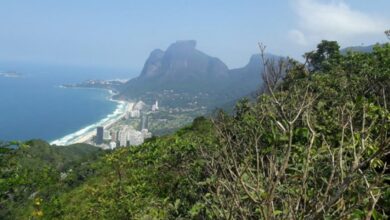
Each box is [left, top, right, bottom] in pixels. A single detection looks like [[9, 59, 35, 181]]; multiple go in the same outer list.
[[0, 141, 104, 219], [1, 41, 389, 219]]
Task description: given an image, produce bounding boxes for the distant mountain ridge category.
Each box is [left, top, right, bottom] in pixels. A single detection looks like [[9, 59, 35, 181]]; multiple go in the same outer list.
[[118, 40, 270, 106], [341, 45, 375, 54]]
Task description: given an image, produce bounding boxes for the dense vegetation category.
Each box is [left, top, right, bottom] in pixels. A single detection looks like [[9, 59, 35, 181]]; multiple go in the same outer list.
[[0, 140, 104, 219], [1, 41, 389, 219]]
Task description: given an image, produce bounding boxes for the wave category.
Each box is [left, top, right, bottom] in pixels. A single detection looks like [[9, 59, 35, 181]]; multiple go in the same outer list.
[[50, 93, 127, 146]]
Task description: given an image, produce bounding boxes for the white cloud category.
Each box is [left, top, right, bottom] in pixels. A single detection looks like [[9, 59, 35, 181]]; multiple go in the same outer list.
[[288, 29, 308, 46], [289, 0, 389, 46]]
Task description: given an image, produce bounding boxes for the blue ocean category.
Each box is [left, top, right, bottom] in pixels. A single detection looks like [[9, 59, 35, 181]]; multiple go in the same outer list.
[[0, 62, 133, 143]]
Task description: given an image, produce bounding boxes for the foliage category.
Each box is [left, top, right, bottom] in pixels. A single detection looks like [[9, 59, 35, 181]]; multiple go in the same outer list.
[[0, 140, 103, 219], [201, 42, 390, 219], [305, 40, 342, 73]]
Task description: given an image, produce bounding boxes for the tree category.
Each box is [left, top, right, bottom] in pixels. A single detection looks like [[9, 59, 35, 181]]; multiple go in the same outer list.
[[305, 40, 341, 73]]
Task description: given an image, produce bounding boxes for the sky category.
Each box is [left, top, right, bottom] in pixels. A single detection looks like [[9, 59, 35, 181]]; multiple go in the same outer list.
[[0, 0, 389, 71]]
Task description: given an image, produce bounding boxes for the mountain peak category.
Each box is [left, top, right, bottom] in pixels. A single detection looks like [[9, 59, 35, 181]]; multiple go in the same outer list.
[[139, 40, 228, 81], [150, 49, 164, 56], [167, 40, 197, 51]]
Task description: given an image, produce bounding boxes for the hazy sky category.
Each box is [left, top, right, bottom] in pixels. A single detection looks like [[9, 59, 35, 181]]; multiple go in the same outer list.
[[0, 0, 389, 70]]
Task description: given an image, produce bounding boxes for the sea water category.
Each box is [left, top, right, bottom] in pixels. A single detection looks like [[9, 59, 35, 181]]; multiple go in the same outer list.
[[0, 62, 133, 144]]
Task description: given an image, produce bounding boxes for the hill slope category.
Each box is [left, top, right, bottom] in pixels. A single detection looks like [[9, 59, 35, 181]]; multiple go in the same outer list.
[[0, 141, 104, 219]]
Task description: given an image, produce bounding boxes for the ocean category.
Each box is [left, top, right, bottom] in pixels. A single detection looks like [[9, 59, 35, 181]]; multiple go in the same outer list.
[[0, 62, 134, 144]]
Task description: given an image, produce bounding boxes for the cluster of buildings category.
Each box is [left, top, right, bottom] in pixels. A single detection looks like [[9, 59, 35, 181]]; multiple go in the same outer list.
[[124, 100, 159, 120], [95, 125, 152, 150], [116, 126, 152, 147], [125, 101, 145, 119], [93, 100, 158, 150]]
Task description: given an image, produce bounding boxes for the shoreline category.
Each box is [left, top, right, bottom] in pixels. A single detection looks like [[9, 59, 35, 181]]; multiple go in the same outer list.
[[50, 88, 129, 146]]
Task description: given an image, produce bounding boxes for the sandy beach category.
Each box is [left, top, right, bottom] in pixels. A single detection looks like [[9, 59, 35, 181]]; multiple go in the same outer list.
[[50, 97, 132, 146], [69, 107, 128, 144]]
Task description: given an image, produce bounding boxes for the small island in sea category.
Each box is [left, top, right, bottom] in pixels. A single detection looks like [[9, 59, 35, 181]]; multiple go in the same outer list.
[[0, 71, 22, 78]]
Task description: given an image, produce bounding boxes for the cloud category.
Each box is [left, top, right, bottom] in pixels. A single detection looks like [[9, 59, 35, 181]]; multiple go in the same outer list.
[[288, 29, 308, 46], [289, 0, 389, 46]]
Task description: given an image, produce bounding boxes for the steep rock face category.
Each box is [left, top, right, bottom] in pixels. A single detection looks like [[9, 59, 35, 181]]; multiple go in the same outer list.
[[230, 54, 262, 80], [226, 54, 264, 96], [139, 49, 165, 79], [121, 40, 231, 96], [139, 40, 229, 81]]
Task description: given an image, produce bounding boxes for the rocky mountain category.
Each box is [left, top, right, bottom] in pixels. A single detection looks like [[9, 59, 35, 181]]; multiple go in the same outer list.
[[117, 40, 270, 107], [227, 54, 264, 97], [139, 40, 229, 80]]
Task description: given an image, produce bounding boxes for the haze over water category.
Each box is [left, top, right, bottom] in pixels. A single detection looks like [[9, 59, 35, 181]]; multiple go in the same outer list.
[[0, 62, 133, 142]]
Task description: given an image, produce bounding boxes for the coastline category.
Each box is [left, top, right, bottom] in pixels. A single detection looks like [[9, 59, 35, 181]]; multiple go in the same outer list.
[[50, 88, 129, 146]]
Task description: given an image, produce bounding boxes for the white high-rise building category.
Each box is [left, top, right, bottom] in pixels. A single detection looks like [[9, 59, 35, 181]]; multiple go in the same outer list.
[[152, 100, 159, 112], [128, 129, 144, 146], [130, 109, 141, 118], [114, 125, 152, 147], [117, 126, 129, 147], [103, 131, 111, 141], [109, 141, 117, 150]]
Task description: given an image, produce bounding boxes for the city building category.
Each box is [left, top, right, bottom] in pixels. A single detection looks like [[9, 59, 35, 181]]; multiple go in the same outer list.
[[129, 109, 141, 118], [134, 101, 146, 111], [110, 130, 117, 142], [140, 114, 148, 130], [128, 129, 144, 146], [103, 130, 111, 141], [109, 141, 117, 150], [114, 125, 152, 147], [152, 100, 159, 112], [117, 126, 129, 147], [125, 101, 142, 118], [96, 126, 104, 145]]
